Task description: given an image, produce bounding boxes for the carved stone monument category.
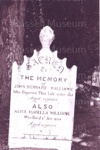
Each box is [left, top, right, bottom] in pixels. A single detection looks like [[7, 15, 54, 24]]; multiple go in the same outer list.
[[9, 26, 77, 150]]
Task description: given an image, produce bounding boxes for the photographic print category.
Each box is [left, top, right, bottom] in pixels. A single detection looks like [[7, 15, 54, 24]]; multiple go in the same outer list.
[[0, 0, 99, 150]]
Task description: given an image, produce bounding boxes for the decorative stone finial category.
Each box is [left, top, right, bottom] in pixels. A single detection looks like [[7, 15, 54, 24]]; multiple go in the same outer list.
[[39, 26, 55, 49]]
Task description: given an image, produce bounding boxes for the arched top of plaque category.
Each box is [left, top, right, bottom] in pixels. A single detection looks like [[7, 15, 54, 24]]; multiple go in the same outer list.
[[13, 26, 77, 74]]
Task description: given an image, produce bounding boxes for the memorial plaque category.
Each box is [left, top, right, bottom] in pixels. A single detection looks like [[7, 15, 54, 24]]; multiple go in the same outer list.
[[9, 26, 77, 150]]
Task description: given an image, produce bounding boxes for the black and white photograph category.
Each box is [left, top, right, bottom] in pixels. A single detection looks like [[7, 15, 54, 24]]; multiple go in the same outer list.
[[0, 0, 99, 150]]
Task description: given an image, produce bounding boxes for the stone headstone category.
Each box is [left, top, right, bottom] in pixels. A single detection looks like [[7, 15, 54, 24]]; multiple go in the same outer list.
[[8, 26, 77, 150], [92, 70, 100, 87]]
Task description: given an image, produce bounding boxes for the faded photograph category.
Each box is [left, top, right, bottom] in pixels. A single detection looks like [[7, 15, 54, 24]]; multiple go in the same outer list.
[[0, 0, 99, 150]]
